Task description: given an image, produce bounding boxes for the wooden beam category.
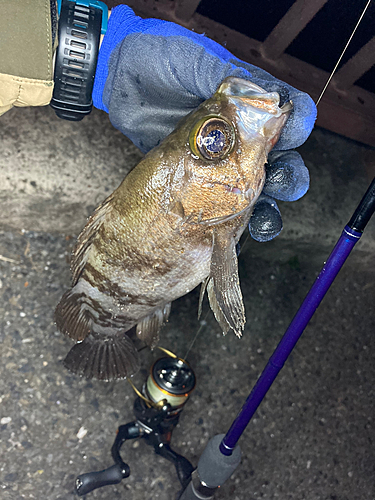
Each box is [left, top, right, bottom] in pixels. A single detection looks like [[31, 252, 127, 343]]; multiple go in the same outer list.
[[333, 36, 375, 91], [261, 0, 329, 60], [175, 0, 202, 22], [316, 97, 375, 147]]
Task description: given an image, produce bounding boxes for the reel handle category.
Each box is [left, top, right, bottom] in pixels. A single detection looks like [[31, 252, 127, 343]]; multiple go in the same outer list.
[[75, 463, 130, 496]]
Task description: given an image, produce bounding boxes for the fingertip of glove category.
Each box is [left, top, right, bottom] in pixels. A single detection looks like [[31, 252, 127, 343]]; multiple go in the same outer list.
[[249, 196, 283, 242], [264, 151, 310, 202], [276, 93, 317, 150]]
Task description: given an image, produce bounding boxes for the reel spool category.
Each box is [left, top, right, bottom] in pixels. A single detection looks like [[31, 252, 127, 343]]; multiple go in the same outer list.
[[146, 356, 196, 408]]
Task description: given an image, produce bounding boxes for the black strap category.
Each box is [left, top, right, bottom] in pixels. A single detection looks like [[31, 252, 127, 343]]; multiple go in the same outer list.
[[50, 0, 102, 121]]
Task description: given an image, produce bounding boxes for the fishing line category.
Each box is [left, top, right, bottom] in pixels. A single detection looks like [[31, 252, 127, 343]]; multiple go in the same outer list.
[[183, 310, 210, 361], [316, 0, 372, 106]]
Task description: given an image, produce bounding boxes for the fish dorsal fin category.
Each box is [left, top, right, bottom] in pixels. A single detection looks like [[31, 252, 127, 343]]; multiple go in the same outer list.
[[136, 303, 171, 349], [209, 230, 246, 337], [71, 193, 114, 285]]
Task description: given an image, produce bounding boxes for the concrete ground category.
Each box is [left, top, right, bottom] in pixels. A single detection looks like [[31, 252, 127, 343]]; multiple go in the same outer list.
[[0, 104, 374, 500]]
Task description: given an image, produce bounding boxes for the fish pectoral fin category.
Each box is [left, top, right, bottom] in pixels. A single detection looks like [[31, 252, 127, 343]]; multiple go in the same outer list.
[[198, 277, 210, 319], [209, 231, 246, 337], [63, 332, 140, 381], [136, 303, 171, 349], [54, 289, 91, 342], [207, 278, 231, 335]]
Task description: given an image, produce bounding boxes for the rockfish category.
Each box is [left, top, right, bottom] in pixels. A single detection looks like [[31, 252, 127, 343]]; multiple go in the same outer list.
[[55, 77, 292, 381]]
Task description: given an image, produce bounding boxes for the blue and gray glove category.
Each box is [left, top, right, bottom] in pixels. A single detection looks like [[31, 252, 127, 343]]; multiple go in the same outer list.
[[93, 5, 316, 242]]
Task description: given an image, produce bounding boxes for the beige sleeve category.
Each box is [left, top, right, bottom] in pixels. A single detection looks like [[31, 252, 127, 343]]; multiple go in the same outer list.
[[0, 0, 55, 116]]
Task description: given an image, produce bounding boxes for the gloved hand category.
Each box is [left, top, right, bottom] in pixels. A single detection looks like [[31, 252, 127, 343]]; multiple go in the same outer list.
[[93, 5, 316, 242]]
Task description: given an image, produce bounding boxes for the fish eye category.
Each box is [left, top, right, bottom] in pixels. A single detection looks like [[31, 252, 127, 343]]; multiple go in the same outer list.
[[190, 117, 235, 160]]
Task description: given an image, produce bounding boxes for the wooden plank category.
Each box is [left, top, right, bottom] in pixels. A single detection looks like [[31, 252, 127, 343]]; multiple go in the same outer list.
[[334, 36, 375, 90], [316, 97, 375, 146], [261, 0, 329, 60]]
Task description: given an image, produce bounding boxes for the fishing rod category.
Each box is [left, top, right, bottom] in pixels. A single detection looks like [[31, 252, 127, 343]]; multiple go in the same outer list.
[[178, 177, 375, 498]]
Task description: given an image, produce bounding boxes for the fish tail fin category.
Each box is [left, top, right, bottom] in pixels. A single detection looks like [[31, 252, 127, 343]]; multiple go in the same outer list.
[[63, 333, 140, 381], [54, 289, 91, 342]]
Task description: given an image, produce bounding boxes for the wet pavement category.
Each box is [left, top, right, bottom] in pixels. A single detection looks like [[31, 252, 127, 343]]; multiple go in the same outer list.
[[0, 106, 374, 500]]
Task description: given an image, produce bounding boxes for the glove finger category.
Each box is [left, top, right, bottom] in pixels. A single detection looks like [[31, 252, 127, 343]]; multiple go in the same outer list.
[[273, 91, 317, 151], [248, 195, 282, 242], [263, 151, 310, 202]]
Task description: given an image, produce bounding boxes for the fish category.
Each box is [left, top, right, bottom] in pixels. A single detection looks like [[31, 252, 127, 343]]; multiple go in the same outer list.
[[55, 76, 292, 381]]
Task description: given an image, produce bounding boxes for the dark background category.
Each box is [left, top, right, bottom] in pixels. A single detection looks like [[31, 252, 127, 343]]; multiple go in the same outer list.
[[197, 0, 375, 92]]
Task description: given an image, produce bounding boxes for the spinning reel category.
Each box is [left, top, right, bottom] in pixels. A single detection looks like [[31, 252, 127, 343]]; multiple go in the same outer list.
[[75, 352, 196, 496]]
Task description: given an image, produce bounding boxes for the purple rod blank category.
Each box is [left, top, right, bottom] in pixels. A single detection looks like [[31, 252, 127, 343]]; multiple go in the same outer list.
[[220, 225, 362, 456]]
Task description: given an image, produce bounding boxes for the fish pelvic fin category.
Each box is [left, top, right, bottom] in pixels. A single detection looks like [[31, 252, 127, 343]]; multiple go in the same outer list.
[[63, 332, 140, 381], [209, 230, 246, 337], [136, 303, 171, 349], [55, 289, 91, 342], [71, 193, 114, 285]]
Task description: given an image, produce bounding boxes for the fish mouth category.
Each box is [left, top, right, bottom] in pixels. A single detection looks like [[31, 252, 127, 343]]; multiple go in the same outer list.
[[224, 185, 254, 200], [280, 101, 293, 114], [198, 204, 251, 226], [218, 77, 293, 116], [205, 181, 254, 200], [217, 77, 293, 141]]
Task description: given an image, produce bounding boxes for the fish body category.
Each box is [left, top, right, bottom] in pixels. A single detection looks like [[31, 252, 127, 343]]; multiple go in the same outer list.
[[55, 77, 291, 381]]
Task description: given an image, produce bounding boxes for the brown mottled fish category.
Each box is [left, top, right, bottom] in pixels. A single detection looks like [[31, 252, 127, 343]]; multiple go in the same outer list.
[[55, 77, 292, 381]]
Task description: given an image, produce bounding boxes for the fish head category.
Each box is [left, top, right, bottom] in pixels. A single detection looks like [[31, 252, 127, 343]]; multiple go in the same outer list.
[[165, 77, 292, 225]]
